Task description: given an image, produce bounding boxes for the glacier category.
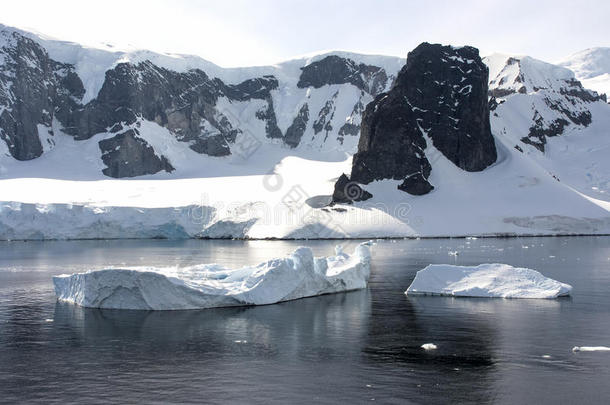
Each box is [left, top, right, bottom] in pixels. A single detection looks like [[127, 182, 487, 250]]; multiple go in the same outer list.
[[405, 263, 572, 299], [53, 243, 372, 310]]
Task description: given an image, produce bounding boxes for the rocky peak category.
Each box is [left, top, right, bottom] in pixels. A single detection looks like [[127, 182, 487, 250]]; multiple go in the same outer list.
[[334, 42, 497, 201], [297, 55, 389, 96]]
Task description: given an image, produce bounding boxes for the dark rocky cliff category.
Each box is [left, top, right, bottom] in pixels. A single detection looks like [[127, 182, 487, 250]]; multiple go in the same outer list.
[[0, 31, 83, 161], [297, 55, 389, 96], [334, 42, 497, 201]]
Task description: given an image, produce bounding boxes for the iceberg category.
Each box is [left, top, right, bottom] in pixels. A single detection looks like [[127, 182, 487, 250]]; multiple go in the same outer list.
[[405, 263, 572, 299], [53, 243, 372, 310]]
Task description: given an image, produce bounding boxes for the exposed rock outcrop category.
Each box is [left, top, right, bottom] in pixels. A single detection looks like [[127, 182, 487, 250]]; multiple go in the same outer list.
[[0, 31, 84, 160], [297, 55, 388, 96], [334, 42, 497, 200], [98, 129, 174, 178], [70, 62, 279, 157], [284, 104, 309, 148], [331, 173, 372, 204]]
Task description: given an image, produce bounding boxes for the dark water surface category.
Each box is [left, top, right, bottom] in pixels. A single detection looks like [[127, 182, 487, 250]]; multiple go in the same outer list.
[[1, 237, 609, 404]]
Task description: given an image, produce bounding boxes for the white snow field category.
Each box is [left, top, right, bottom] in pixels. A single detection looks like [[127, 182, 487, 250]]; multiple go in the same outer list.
[[2, 122, 610, 239], [405, 263, 572, 299], [53, 243, 372, 310]]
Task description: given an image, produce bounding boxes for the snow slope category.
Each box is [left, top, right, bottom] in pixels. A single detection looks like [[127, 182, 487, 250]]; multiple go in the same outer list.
[[53, 243, 372, 310], [2, 130, 609, 240], [560, 47, 610, 102], [486, 53, 610, 202], [406, 263, 572, 299]]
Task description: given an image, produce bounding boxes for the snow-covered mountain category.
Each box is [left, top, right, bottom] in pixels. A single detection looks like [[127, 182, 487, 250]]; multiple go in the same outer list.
[[560, 47, 610, 103], [486, 53, 610, 201], [1, 24, 609, 240], [0, 23, 403, 179], [325, 44, 610, 239]]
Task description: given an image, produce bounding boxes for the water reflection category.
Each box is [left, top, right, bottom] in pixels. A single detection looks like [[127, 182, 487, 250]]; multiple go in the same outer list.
[[361, 293, 498, 403], [52, 289, 372, 361]]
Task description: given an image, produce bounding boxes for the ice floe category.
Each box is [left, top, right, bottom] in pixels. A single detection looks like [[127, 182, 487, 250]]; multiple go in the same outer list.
[[572, 346, 610, 352], [405, 263, 572, 299], [53, 243, 371, 310]]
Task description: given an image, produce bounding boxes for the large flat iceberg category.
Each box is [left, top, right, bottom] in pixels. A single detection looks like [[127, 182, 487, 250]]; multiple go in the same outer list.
[[53, 243, 371, 310], [405, 263, 572, 299]]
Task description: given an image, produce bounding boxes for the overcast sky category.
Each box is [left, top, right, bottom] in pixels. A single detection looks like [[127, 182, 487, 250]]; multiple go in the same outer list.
[[1, 0, 608, 67]]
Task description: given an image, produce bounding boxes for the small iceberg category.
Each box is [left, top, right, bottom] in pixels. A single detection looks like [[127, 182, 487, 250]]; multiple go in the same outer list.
[[53, 243, 371, 310], [405, 263, 572, 299], [572, 346, 610, 352], [421, 343, 438, 350]]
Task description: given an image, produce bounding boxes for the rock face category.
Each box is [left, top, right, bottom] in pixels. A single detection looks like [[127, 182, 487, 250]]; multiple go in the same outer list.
[[98, 129, 174, 178], [336, 42, 497, 199], [70, 62, 279, 157], [284, 104, 309, 148], [297, 55, 388, 96], [0, 26, 401, 177], [0, 30, 84, 161]]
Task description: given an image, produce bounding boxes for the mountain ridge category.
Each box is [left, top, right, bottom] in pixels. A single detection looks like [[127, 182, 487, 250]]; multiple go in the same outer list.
[[0, 23, 405, 178], [1, 24, 610, 240]]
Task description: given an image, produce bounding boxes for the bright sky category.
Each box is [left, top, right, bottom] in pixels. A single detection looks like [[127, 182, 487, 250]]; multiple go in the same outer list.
[[1, 0, 608, 67]]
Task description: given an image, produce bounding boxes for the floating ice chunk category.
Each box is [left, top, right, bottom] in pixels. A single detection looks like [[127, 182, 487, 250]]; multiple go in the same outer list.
[[572, 346, 610, 352], [421, 343, 438, 350], [448, 251, 459, 256], [405, 263, 572, 299], [53, 243, 372, 310]]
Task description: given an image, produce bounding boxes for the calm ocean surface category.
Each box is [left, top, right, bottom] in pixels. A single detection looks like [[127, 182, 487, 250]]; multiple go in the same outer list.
[[1, 236, 609, 404]]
